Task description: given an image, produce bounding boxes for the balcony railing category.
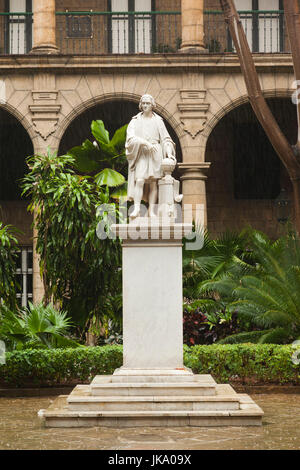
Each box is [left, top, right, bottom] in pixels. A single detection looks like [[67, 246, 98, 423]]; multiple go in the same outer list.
[[0, 10, 291, 56]]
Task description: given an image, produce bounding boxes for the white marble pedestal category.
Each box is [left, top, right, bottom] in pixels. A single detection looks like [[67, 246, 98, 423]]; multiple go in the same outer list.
[[121, 223, 190, 369], [39, 220, 263, 427]]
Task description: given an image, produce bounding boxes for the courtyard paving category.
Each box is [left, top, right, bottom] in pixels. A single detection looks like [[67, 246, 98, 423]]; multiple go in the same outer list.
[[0, 393, 299, 450]]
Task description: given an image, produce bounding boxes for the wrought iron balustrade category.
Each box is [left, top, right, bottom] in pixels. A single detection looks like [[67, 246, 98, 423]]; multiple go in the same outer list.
[[0, 10, 291, 55], [205, 10, 289, 53], [56, 11, 181, 54]]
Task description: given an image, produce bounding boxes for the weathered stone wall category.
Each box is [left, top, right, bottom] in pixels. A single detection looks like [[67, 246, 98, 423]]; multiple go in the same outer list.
[[0, 58, 296, 242]]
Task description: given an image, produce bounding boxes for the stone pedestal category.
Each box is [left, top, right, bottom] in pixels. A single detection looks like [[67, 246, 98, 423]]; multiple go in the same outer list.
[[122, 236, 183, 369], [39, 219, 263, 428]]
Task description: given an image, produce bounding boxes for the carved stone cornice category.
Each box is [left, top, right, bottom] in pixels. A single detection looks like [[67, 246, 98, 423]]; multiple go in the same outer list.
[[29, 91, 61, 140], [177, 90, 210, 139]]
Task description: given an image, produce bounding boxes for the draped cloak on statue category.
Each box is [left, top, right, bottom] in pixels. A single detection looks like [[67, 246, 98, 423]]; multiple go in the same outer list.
[[125, 112, 175, 202]]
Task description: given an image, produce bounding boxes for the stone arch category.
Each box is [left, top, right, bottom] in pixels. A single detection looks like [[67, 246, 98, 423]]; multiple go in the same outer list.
[[55, 92, 184, 150], [204, 93, 297, 239], [201, 88, 294, 161], [0, 103, 34, 245], [0, 101, 35, 144]]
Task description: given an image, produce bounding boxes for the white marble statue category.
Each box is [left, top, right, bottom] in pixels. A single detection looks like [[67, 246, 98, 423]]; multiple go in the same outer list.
[[125, 94, 176, 218]]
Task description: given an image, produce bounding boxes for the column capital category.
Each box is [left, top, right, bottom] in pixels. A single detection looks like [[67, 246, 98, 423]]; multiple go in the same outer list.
[[178, 162, 211, 181]]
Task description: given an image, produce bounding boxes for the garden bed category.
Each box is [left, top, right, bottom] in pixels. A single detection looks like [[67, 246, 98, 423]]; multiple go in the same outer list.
[[0, 344, 299, 388]]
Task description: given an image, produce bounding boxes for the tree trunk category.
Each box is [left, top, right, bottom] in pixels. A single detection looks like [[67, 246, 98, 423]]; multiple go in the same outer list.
[[292, 177, 300, 231], [219, 0, 300, 233]]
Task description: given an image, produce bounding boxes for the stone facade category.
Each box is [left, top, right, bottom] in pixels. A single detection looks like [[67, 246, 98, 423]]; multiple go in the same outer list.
[[0, 0, 296, 300]]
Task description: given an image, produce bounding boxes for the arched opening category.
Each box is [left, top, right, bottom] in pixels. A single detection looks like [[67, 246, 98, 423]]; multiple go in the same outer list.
[[58, 99, 183, 171], [0, 107, 34, 306], [205, 98, 297, 238]]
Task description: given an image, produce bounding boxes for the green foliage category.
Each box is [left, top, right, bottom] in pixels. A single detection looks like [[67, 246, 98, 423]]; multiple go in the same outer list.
[[183, 228, 255, 304], [0, 346, 123, 387], [68, 120, 128, 195], [0, 344, 298, 387], [21, 149, 122, 329], [184, 344, 300, 384], [199, 230, 300, 344], [0, 302, 80, 351], [0, 222, 19, 309]]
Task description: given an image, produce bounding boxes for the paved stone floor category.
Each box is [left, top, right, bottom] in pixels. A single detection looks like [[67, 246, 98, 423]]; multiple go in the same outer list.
[[0, 394, 299, 450]]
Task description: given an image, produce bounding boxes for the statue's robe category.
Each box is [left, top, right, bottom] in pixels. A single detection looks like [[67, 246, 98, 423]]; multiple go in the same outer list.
[[125, 112, 175, 202]]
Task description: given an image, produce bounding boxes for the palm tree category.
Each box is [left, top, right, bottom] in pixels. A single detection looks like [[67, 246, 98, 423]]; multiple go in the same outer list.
[[0, 302, 80, 350], [200, 230, 300, 344], [183, 228, 255, 302]]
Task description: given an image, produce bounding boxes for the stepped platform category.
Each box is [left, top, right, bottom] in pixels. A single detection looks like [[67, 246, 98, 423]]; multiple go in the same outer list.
[[39, 369, 263, 427]]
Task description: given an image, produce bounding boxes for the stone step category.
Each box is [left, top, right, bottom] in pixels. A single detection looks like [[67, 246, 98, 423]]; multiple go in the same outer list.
[[111, 372, 216, 384], [110, 368, 211, 383], [68, 383, 239, 411], [90, 381, 216, 397], [40, 396, 264, 428], [67, 395, 240, 412]]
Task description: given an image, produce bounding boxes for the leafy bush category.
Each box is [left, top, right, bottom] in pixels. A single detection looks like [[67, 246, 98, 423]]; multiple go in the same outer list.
[[184, 344, 300, 385], [0, 302, 80, 351], [183, 307, 240, 346], [201, 231, 300, 344], [0, 346, 123, 387], [0, 344, 299, 387], [0, 222, 19, 309], [21, 149, 123, 330]]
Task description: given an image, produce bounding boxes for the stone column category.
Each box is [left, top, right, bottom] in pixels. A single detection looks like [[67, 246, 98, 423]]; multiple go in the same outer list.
[[30, 0, 59, 54], [180, 0, 205, 52], [179, 163, 211, 227]]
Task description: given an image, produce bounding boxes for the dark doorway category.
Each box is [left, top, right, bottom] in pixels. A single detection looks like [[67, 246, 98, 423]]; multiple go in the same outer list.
[[0, 108, 33, 200], [205, 97, 297, 238]]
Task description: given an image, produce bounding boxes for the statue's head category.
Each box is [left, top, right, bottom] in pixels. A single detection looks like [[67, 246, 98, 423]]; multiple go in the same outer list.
[[139, 94, 156, 111]]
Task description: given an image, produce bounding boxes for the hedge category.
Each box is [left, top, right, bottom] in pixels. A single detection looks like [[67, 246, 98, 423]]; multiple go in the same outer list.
[[183, 344, 300, 385], [0, 344, 299, 387]]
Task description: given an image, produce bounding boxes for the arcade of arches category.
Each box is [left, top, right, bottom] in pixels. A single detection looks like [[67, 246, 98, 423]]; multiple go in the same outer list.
[[0, 68, 297, 302]]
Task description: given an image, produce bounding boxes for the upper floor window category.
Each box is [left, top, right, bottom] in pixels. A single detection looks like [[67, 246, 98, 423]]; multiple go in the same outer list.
[[5, 0, 32, 54], [231, 0, 284, 52], [109, 0, 153, 53]]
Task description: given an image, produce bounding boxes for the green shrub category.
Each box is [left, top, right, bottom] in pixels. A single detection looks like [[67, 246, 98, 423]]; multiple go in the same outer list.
[[184, 344, 300, 384], [0, 222, 19, 309], [0, 345, 123, 387], [0, 344, 299, 387]]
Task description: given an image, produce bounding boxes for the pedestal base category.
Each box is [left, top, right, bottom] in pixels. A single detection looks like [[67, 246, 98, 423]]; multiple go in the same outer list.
[[39, 372, 263, 427]]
